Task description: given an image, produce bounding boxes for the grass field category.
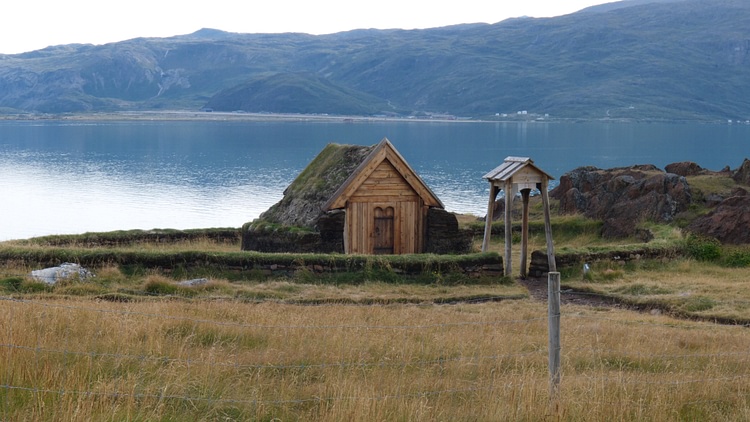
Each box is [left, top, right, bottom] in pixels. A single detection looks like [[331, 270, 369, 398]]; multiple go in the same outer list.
[[2, 220, 750, 420], [2, 297, 749, 421]]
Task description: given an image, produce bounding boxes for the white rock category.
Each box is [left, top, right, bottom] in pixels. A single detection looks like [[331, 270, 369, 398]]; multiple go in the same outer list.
[[177, 278, 209, 287], [30, 263, 94, 285]]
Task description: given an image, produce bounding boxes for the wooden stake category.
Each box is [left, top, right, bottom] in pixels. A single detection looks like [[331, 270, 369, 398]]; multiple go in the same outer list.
[[541, 178, 556, 272], [548, 271, 561, 405], [481, 184, 498, 253], [520, 189, 530, 278], [504, 180, 513, 276]]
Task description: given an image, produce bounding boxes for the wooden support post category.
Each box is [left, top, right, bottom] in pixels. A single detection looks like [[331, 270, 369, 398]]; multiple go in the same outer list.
[[541, 178, 556, 272], [548, 271, 561, 405], [482, 184, 498, 253], [504, 180, 513, 276], [520, 189, 530, 278]]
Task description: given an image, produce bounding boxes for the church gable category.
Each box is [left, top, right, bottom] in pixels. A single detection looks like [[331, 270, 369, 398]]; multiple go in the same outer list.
[[349, 159, 419, 202], [325, 138, 442, 210]]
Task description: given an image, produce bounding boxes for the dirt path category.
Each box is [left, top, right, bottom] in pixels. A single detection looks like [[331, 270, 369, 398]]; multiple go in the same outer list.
[[519, 277, 632, 309], [519, 276, 750, 326]]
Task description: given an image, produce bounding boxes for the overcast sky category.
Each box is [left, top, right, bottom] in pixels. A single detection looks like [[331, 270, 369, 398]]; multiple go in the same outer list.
[[2, 0, 617, 55]]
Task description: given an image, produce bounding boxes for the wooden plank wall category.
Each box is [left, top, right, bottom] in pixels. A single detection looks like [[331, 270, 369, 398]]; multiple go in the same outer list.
[[346, 160, 424, 254]]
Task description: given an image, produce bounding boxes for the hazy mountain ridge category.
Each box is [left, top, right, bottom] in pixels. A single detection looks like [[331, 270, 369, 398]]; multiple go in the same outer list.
[[1, 0, 749, 121]]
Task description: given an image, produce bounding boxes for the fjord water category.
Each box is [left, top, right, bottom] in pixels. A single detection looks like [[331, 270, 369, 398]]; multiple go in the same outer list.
[[1, 119, 748, 241]]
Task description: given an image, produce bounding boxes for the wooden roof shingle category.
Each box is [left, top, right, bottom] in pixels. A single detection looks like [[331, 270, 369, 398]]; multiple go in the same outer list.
[[483, 156, 554, 183]]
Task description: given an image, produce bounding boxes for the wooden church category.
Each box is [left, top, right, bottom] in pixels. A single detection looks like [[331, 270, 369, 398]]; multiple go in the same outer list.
[[242, 138, 471, 255]]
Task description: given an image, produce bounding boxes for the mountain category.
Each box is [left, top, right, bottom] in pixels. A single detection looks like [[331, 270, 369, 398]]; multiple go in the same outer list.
[[1, 0, 749, 121]]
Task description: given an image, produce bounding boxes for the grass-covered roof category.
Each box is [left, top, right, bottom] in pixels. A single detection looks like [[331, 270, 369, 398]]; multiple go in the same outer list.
[[257, 143, 375, 228]]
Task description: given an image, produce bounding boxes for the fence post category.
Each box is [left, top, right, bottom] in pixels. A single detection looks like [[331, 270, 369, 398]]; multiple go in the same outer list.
[[548, 271, 561, 406]]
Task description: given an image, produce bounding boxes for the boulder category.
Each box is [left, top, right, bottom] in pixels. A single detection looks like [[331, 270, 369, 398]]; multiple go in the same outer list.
[[551, 165, 692, 238], [687, 188, 750, 244], [733, 158, 750, 185], [664, 160, 735, 179], [31, 263, 94, 285], [665, 161, 705, 177]]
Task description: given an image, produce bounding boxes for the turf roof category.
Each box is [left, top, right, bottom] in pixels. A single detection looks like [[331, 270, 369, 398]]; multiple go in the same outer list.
[[257, 143, 375, 228]]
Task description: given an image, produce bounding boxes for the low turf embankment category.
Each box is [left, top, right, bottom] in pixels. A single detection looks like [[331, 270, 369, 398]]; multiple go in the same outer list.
[[0, 229, 521, 303]]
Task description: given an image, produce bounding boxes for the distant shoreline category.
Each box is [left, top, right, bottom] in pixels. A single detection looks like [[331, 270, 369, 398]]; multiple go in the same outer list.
[[0, 110, 729, 124], [0, 110, 540, 124]]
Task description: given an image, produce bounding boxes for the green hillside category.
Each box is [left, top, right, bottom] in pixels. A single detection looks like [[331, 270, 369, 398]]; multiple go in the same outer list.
[[0, 0, 749, 121]]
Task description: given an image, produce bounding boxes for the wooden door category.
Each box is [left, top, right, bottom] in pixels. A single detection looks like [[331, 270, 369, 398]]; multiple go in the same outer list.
[[373, 206, 395, 254]]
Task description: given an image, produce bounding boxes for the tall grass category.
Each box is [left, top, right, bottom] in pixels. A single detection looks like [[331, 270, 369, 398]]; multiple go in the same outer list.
[[1, 298, 749, 421]]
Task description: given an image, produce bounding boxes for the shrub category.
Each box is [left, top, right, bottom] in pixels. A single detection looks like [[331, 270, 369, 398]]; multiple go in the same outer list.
[[683, 235, 722, 262], [723, 250, 750, 268], [0, 277, 24, 292]]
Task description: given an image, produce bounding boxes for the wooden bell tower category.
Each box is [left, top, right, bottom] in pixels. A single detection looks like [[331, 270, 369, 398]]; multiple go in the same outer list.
[[482, 157, 556, 277]]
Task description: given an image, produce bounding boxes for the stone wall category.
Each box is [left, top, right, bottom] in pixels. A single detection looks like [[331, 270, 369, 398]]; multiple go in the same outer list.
[[241, 211, 346, 253], [243, 207, 473, 255], [245, 257, 504, 280], [528, 247, 682, 278], [424, 208, 474, 254]]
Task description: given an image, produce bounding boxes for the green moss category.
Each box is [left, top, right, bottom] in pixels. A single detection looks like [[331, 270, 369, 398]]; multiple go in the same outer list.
[[286, 143, 370, 198]]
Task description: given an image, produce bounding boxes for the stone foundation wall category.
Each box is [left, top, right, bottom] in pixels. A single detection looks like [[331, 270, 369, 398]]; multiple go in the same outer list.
[[241, 212, 346, 253], [528, 247, 682, 278], [243, 208, 473, 255], [247, 259, 504, 279], [424, 208, 474, 254]]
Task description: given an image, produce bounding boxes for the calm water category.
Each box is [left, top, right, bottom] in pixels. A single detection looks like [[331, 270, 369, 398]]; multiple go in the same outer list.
[[1, 119, 748, 241]]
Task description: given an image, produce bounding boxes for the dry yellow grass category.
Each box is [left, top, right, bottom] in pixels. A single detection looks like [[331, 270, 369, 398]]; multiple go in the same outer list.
[[2, 297, 749, 421], [3, 222, 750, 419], [565, 259, 750, 321]]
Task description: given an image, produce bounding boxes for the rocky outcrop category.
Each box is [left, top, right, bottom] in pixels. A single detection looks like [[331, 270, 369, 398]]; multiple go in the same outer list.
[[687, 188, 750, 244], [665, 161, 706, 177], [551, 165, 692, 238], [733, 158, 750, 185], [665, 161, 734, 178]]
